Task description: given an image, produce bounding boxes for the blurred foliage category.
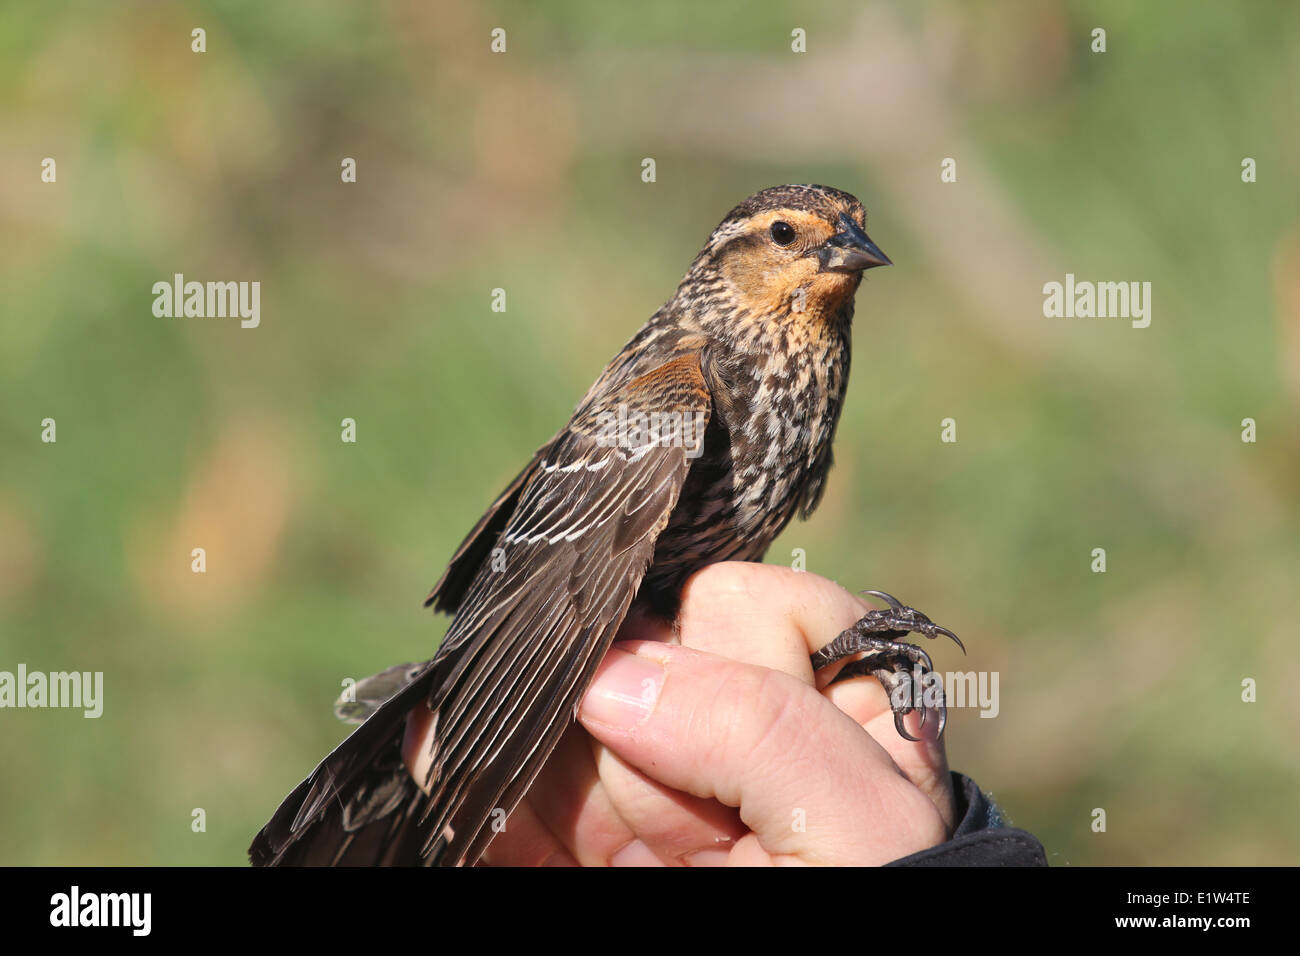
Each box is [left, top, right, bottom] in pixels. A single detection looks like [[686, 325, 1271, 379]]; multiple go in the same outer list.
[[1, 0, 1297, 865]]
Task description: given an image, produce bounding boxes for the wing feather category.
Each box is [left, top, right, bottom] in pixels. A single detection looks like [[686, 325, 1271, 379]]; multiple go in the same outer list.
[[249, 352, 712, 867], [416, 353, 712, 862]]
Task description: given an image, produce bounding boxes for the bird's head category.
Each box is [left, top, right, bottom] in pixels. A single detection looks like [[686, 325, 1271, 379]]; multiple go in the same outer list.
[[686, 184, 890, 328]]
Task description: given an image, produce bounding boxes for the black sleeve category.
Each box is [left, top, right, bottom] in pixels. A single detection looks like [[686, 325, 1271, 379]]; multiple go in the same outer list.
[[884, 771, 1047, 866]]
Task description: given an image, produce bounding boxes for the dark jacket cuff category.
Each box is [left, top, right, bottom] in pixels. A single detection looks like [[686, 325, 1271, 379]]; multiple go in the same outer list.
[[885, 771, 1047, 866]]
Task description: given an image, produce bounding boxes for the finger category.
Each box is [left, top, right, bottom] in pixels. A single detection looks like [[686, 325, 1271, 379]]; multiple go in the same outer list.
[[579, 642, 947, 866], [524, 671, 747, 866], [585, 740, 746, 865], [401, 703, 436, 795], [545, 597, 749, 865], [675, 563, 871, 679], [477, 795, 579, 867], [674, 563, 954, 828], [823, 677, 954, 829], [520, 722, 642, 866]]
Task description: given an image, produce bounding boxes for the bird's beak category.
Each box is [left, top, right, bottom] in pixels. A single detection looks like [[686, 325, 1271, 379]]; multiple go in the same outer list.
[[818, 215, 892, 273]]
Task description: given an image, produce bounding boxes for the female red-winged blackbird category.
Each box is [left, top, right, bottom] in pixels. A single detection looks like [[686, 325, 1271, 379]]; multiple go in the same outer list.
[[250, 184, 961, 867]]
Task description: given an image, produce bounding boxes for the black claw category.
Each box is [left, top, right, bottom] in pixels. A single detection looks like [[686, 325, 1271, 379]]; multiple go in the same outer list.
[[812, 592, 962, 743], [933, 625, 966, 654], [894, 709, 920, 742], [862, 588, 904, 610]]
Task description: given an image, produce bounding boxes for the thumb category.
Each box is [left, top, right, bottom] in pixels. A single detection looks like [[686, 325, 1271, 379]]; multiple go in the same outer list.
[[577, 641, 945, 865]]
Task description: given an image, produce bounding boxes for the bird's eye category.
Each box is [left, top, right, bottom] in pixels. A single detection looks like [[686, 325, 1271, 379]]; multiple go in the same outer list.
[[769, 221, 796, 246]]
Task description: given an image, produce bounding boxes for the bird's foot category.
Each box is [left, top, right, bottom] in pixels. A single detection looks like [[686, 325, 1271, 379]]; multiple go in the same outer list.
[[809, 590, 964, 742]]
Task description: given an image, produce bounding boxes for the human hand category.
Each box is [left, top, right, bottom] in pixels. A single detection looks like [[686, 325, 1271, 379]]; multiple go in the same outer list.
[[405, 562, 956, 865]]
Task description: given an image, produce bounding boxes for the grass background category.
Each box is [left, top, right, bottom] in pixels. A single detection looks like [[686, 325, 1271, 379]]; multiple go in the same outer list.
[[1, 0, 1297, 865]]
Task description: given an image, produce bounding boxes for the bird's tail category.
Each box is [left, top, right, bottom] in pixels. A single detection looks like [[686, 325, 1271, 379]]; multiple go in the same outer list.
[[249, 662, 446, 866]]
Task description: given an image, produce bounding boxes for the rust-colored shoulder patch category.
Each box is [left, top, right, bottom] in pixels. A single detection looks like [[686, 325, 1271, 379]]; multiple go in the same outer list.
[[627, 351, 712, 410]]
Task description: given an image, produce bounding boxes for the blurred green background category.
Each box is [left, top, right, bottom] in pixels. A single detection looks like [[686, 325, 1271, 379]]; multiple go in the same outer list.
[[2, 0, 1298, 866]]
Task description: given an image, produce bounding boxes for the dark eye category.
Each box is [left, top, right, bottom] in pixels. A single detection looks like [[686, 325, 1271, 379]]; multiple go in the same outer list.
[[769, 221, 796, 246]]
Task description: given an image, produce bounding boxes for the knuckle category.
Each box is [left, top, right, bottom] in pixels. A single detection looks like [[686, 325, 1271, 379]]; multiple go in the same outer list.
[[685, 561, 766, 600], [686, 561, 805, 606]]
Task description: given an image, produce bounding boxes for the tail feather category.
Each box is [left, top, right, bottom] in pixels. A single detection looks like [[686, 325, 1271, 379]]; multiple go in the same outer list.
[[249, 664, 441, 866]]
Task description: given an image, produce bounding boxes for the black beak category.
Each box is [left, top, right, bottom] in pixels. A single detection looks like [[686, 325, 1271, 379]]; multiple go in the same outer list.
[[818, 215, 892, 273]]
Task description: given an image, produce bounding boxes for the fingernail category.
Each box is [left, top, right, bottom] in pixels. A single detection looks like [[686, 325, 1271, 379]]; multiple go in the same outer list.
[[540, 850, 580, 867], [683, 848, 732, 867], [610, 839, 662, 867], [581, 649, 663, 728]]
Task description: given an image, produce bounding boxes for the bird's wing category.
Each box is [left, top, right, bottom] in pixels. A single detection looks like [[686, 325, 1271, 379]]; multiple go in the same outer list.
[[415, 350, 712, 864], [423, 445, 551, 615], [250, 351, 712, 867]]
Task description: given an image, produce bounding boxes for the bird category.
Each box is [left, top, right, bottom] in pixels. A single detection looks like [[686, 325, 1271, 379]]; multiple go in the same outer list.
[[249, 183, 962, 867]]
